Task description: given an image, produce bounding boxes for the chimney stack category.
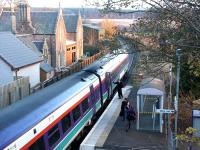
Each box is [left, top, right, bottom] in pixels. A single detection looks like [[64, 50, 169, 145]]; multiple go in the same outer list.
[[11, 2, 16, 33]]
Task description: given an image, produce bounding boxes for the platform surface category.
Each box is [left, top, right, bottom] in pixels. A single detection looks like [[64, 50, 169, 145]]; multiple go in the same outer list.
[[80, 85, 168, 150]]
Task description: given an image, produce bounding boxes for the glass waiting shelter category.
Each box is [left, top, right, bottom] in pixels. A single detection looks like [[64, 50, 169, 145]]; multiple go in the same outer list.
[[136, 78, 165, 133]]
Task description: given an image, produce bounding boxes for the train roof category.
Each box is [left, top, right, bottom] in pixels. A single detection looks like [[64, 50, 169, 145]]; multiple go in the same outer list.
[[0, 53, 127, 148], [0, 67, 98, 148]]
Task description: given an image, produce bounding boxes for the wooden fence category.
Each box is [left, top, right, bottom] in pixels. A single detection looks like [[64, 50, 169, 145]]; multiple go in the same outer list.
[[0, 77, 30, 109]]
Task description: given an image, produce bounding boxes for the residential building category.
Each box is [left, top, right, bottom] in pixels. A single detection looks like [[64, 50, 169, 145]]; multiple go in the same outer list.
[[0, 1, 83, 69], [0, 32, 42, 87]]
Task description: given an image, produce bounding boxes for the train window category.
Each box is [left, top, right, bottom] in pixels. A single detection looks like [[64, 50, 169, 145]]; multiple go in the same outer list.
[[72, 105, 81, 122], [48, 124, 60, 147], [61, 114, 71, 133], [29, 136, 45, 150], [82, 98, 89, 113]]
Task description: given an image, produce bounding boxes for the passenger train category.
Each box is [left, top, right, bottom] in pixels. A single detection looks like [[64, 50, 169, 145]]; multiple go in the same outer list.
[[0, 52, 132, 150]]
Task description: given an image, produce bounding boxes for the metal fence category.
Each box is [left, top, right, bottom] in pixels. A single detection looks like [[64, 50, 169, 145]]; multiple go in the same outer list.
[[31, 51, 105, 93]]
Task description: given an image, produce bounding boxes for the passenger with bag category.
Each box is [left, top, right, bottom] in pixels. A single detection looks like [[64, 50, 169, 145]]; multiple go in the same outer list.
[[125, 103, 136, 132], [119, 98, 128, 121]]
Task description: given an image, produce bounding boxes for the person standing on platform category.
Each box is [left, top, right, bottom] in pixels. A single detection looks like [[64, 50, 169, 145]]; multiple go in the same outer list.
[[125, 103, 136, 132], [120, 98, 128, 121], [114, 79, 124, 99]]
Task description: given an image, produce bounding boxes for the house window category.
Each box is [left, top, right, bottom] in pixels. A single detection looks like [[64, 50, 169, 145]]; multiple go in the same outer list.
[[72, 52, 76, 62], [67, 48, 70, 51], [72, 46, 76, 50]]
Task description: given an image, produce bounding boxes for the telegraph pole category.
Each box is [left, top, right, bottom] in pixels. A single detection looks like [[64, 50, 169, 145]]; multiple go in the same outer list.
[[174, 49, 181, 150]]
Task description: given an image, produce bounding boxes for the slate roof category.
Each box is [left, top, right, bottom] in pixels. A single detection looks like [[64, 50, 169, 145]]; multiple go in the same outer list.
[[0, 32, 42, 69], [40, 63, 54, 73], [17, 36, 43, 57], [0, 11, 11, 31], [0, 10, 80, 34], [31, 11, 58, 34], [64, 14, 79, 33], [83, 24, 103, 31], [32, 41, 44, 52]]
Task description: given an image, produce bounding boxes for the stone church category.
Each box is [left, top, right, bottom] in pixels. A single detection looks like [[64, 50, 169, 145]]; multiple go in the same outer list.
[[0, 1, 83, 69]]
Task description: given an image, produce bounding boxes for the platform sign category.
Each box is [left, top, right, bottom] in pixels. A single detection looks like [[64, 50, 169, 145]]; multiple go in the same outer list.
[[156, 109, 174, 114], [174, 96, 178, 111], [193, 110, 200, 117], [192, 110, 200, 137]]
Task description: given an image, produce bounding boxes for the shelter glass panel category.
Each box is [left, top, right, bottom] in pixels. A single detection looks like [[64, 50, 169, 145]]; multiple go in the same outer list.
[[138, 95, 160, 131]]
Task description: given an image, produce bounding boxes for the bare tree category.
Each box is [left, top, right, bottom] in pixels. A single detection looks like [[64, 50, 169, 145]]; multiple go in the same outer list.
[[88, 0, 200, 133], [100, 19, 117, 39]]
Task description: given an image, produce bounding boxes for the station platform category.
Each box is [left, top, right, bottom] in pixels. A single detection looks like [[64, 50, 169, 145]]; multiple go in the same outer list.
[[80, 85, 168, 150]]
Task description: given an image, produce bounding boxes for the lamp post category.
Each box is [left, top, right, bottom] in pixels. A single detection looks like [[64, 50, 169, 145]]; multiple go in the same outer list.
[[174, 49, 181, 149], [168, 64, 172, 150]]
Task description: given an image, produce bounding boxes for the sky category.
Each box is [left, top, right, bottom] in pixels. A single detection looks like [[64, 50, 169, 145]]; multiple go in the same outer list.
[[27, 0, 149, 9], [28, 0, 87, 8]]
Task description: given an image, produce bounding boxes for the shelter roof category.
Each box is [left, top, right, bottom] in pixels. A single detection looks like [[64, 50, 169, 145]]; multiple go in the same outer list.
[[137, 78, 165, 95]]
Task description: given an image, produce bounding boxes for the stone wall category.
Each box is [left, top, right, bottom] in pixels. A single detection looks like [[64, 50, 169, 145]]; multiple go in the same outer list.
[[55, 14, 67, 68], [76, 15, 83, 59], [32, 34, 56, 67], [0, 77, 30, 109]]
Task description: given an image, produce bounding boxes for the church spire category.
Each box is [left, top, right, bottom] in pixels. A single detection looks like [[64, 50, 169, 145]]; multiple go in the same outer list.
[[59, 1, 62, 15]]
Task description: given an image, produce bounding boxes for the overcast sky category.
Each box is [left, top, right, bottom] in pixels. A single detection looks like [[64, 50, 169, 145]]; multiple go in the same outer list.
[[28, 0, 86, 8]]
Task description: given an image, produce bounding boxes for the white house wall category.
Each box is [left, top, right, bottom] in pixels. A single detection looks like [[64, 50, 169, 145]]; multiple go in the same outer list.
[[0, 59, 13, 86], [14, 63, 40, 87]]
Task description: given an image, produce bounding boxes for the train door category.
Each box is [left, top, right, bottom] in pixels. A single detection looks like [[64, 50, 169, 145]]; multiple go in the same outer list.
[[89, 85, 96, 114], [105, 72, 112, 98]]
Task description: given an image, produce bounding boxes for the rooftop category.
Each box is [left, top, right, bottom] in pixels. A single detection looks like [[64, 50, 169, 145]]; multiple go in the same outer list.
[[64, 14, 79, 33], [83, 24, 104, 31], [31, 11, 58, 34], [40, 63, 54, 73], [0, 32, 42, 69], [137, 78, 165, 96]]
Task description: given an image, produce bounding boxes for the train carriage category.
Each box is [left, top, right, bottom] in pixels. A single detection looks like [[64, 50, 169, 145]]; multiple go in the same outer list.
[[0, 53, 131, 150]]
